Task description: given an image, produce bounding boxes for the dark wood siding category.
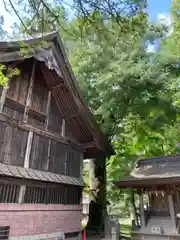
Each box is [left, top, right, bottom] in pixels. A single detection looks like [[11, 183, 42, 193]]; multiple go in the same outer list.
[[0, 122, 28, 166], [48, 97, 62, 134], [31, 67, 48, 114], [28, 109, 45, 128], [7, 61, 30, 105], [66, 146, 81, 178], [0, 58, 82, 179], [48, 140, 66, 175], [65, 121, 78, 142], [3, 97, 24, 121], [29, 133, 49, 171]]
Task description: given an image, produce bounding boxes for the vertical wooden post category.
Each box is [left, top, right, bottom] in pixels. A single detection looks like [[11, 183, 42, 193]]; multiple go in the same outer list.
[[168, 194, 176, 233], [64, 151, 67, 175], [45, 91, 51, 130], [46, 139, 51, 171], [18, 185, 26, 204], [61, 118, 66, 137], [0, 87, 8, 113], [80, 153, 83, 181], [139, 192, 145, 228], [23, 59, 36, 123], [19, 131, 33, 203], [24, 131, 33, 169]]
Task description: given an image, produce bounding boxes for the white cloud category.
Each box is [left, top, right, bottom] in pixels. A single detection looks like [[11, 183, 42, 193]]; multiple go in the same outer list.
[[157, 13, 173, 36], [146, 43, 156, 53], [158, 13, 172, 27]]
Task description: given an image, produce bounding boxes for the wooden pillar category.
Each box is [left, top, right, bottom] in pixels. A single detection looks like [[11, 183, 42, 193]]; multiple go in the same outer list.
[[0, 87, 8, 113], [24, 131, 33, 169], [23, 59, 36, 123], [46, 139, 51, 171], [139, 192, 145, 228], [45, 90, 51, 130], [80, 153, 83, 182], [61, 118, 66, 137], [18, 131, 33, 203], [168, 194, 176, 233], [18, 185, 26, 204]]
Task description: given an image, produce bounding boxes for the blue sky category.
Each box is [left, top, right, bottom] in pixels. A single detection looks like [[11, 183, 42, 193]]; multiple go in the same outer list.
[[147, 0, 171, 20], [0, 0, 172, 33]]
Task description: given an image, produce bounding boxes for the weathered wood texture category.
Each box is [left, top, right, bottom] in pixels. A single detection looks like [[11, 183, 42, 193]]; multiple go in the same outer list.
[[26, 132, 81, 177], [7, 61, 31, 105], [48, 97, 62, 134], [0, 58, 82, 178], [29, 133, 49, 171], [0, 122, 28, 166], [31, 66, 48, 114], [48, 140, 67, 174], [65, 120, 78, 142], [3, 97, 24, 121]]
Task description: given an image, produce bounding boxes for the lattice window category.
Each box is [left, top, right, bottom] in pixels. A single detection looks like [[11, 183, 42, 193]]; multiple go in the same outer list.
[[24, 186, 46, 204], [0, 178, 81, 205], [0, 183, 20, 203], [24, 184, 81, 205]]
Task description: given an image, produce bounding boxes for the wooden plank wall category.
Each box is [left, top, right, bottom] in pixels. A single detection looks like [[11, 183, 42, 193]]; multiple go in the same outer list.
[[0, 58, 82, 178], [48, 97, 62, 134], [0, 122, 28, 166]]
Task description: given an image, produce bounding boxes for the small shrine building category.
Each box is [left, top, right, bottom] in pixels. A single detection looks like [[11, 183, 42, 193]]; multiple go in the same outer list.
[[114, 155, 180, 240]]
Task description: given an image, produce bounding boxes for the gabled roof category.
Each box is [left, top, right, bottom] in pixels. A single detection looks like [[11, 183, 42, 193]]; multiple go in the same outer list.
[[114, 154, 180, 189], [0, 32, 114, 158]]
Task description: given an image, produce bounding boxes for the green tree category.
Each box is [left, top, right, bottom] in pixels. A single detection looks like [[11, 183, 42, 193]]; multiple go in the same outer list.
[[13, 0, 180, 235], [68, 13, 180, 230]]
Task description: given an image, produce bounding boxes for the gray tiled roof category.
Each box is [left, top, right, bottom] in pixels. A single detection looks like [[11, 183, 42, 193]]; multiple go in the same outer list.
[[0, 163, 83, 186], [114, 154, 180, 188]]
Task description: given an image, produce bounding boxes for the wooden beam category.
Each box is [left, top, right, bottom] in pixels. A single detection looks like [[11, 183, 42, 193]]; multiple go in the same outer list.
[[24, 131, 33, 169], [168, 194, 177, 233], [23, 59, 36, 123], [84, 141, 96, 149], [0, 112, 83, 151], [83, 139, 104, 152], [45, 90, 51, 130], [51, 83, 67, 89], [8, 61, 23, 69]]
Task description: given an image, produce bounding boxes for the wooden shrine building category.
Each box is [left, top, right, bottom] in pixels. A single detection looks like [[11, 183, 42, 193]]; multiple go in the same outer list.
[[114, 155, 180, 240], [0, 32, 112, 240]]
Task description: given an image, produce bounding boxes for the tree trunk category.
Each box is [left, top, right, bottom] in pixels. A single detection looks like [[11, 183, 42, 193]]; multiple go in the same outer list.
[[86, 155, 107, 237]]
